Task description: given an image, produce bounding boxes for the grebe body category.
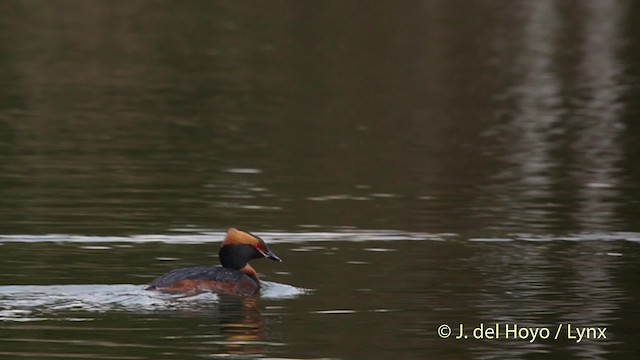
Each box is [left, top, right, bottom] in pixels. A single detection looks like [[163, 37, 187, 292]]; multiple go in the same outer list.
[[146, 228, 281, 296]]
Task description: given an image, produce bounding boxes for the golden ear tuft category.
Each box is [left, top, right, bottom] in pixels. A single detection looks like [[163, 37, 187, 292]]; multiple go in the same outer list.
[[223, 228, 259, 246]]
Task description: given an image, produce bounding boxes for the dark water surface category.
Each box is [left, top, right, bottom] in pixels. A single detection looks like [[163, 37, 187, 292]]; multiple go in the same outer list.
[[1, 1, 640, 359]]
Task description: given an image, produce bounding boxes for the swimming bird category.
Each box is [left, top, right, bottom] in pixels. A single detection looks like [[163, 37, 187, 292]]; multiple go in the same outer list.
[[146, 228, 282, 296]]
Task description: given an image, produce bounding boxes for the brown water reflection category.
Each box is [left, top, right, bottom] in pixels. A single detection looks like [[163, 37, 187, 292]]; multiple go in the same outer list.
[[0, 1, 639, 235], [1, 0, 640, 359], [217, 296, 265, 356]]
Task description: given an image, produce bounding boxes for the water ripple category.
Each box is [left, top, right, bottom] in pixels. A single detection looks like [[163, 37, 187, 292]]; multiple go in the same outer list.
[[0, 282, 307, 322], [1, 231, 640, 244]]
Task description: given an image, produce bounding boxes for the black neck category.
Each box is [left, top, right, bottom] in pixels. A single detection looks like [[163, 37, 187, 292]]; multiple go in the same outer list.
[[219, 244, 257, 270]]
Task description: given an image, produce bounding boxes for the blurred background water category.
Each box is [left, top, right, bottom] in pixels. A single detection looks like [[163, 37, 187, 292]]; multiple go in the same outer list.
[[0, 1, 639, 359]]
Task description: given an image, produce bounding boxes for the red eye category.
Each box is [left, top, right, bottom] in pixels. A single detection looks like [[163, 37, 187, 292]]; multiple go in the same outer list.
[[253, 243, 267, 256]]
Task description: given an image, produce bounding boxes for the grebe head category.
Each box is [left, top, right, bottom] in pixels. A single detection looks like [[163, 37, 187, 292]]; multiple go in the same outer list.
[[218, 228, 282, 270]]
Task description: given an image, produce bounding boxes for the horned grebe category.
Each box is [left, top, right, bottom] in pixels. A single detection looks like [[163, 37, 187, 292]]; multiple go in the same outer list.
[[146, 228, 281, 296]]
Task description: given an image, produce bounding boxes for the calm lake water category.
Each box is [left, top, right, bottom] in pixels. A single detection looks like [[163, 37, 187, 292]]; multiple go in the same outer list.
[[1, 1, 640, 359]]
